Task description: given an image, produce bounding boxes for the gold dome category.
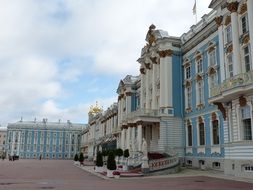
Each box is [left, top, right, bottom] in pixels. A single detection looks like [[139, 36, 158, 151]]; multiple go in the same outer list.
[[89, 101, 102, 115]]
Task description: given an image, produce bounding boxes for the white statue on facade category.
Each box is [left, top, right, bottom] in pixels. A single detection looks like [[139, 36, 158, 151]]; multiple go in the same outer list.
[[142, 138, 148, 157]]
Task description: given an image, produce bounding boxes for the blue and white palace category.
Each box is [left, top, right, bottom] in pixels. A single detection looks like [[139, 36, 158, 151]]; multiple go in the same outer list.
[[80, 0, 253, 178], [7, 119, 86, 160]]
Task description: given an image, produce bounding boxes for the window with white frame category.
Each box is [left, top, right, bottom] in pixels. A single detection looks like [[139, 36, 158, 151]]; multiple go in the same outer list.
[[187, 125, 192, 146], [209, 73, 217, 93], [185, 65, 191, 79], [186, 86, 192, 109], [197, 80, 204, 105], [199, 122, 205, 146], [212, 120, 220, 145], [208, 50, 216, 66], [244, 165, 253, 172], [196, 59, 203, 73], [227, 54, 233, 78], [241, 106, 252, 140], [244, 45, 251, 72], [241, 14, 249, 34], [225, 24, 232, 43]]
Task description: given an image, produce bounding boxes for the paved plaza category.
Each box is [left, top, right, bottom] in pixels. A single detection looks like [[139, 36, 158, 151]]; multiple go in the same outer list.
[[0, 160, 253, 190]]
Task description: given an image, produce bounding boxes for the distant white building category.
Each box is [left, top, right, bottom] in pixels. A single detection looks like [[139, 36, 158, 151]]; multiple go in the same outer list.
[[0, 128, 7, 158], [7, 119, 87, 159]]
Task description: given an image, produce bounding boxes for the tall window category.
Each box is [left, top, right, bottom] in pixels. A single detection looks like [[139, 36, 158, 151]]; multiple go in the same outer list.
[[212, 120, 220, 145], [227, 54, 233, 77], [187, 125, 192, 146], [241, 106, 252, 140], [197, 81, 204, 105], [199, 123, 205, 146], [244, 45, 251, 72], [241, 15, 249, 34], [186, 86, 192, 108], [226, 25, 232, 43], [196, 59, 203, 73], [209, 73, 217, 92], [209, 50, 216, 66], [185, 66, 191, 79]]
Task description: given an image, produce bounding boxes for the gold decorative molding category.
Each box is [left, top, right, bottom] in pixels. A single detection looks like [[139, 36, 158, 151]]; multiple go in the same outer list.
[[213, 102, 226, 120], [158, 49, 173, 58], [185, 80, 191, 87], [224, 15, 231, 26], [243, 34, 250, 44], [215, 16, 223, 27], [208, 67, 217, 75], [208, 46, 215, 53], [211, 112, 217, 121], [227, 1, 239, 13], [239, 3, 247, 15], [239, 96, 247, 107], [227, 44, 233, 54], [196, 74, 203, 81], [198, 116, 204, 124]]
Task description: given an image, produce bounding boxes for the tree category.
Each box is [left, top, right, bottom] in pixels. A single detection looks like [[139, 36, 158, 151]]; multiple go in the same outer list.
[[107, 151, 116, 170], [79, 152, 84, 163], [96, 151, 103, 167], [74, 154, 79, 162]]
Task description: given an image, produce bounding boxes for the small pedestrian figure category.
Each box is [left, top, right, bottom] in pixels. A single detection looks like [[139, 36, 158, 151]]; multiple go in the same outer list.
[[39, 154, 42, 160]]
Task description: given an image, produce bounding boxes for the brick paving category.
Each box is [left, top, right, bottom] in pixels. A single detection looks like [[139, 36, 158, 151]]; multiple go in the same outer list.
[[0, 159, 252, 190]]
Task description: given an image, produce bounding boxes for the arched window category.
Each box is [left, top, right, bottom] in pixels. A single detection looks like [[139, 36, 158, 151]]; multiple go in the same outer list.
[[241, 106, 252, 140], [212, 120, 220, 145], [186, 120, 192, 147], [198, 117, 205, 146]]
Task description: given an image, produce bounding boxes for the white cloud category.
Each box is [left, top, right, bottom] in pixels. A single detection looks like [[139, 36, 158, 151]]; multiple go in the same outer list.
[[0, 0, 212, 126]]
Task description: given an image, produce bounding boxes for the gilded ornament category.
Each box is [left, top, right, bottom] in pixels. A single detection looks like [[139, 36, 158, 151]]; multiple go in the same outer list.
[[227, 1, 239, 13], [239, 3, 247, 15], [224, 16, 231, 26], [215, 16, 223, 27]]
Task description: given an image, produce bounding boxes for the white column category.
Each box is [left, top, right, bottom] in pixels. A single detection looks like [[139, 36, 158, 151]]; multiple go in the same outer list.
[[247, 0, 253, 64], [145, 68, 151, 109], [17, 132, 21, 155], [121, 129, 125, 149], [140, 73, 145, 109], [228, 2, 241, 75], [152, 63, 158, 109], [159, 50, 173, 109], [137, 123, 143, 151], [126, 127, 131, 149], [118, 97, 121, 125], [216, 16, 226, 81], [126, 92, 132, 114]]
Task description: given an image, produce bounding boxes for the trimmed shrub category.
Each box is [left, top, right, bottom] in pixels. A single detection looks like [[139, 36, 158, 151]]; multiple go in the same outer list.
[[74, 153, 79, 162], [123, 149, 129, 158], [96, 151, 103, 167], [115, 148, 123, 157], [107, 151, 116, 170], [79, 152, 84, 163]]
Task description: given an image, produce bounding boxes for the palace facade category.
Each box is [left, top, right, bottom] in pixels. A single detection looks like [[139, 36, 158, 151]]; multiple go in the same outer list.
[[7, 119, 86, 159], [81, 0, 253, 178]]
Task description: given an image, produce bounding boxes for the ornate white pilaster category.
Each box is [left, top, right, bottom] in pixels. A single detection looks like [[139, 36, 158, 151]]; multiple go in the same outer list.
[[247, 0, 253, 64], [227, 1, 241, 75], [152, 63, 158, 109], [126, 127, 131, 149], [159, 49, 173, 110], [145, 67, 151, 109], [137, 123, 143, 151], [126, 92, 132, 114], [121, 128, 126, 150], [215, 16, 226, 81]]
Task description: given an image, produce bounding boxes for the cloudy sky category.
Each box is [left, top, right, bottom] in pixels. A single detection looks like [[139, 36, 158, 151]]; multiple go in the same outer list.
[[0, 0, 211, 127]]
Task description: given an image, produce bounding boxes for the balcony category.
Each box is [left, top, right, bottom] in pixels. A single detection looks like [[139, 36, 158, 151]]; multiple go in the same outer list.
[[121, 108, 160, 124], [210, 71, 253, 103]]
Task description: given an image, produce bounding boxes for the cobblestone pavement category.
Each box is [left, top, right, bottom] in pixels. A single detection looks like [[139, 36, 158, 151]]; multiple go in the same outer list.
[[0, 159, 252, 190]]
